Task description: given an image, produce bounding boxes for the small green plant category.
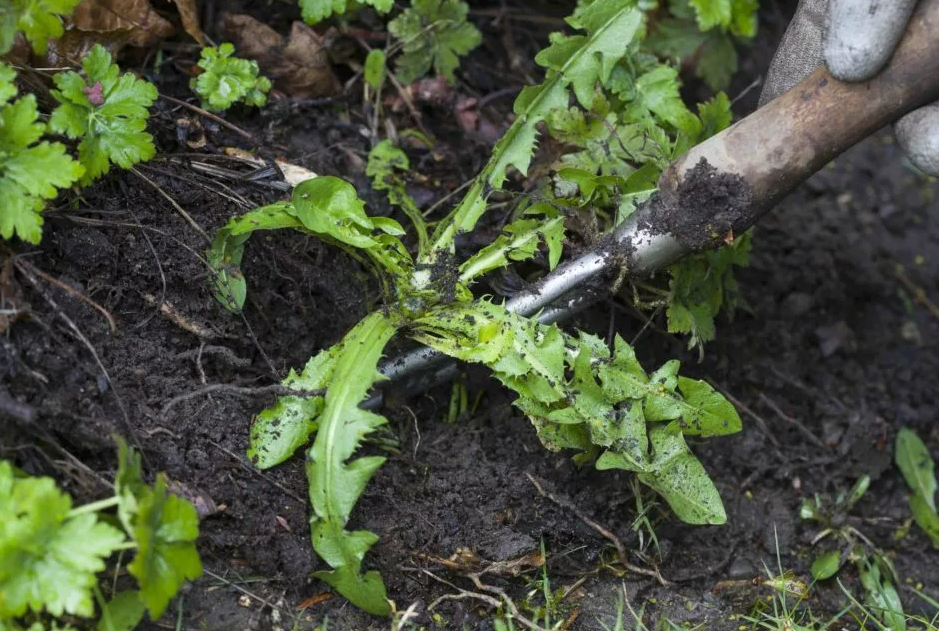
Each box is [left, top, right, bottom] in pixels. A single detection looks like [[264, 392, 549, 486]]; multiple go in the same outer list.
[[0, 63, 84, 244], [299, 0, 393, 24], [191, 43, 272, 112], [388, 0, 482, 85], [895, 427, 939, 548], [210, 0, 753, 615], [644, 0, 758, 91], [801, 475, 907, 630], [49, 44, 158, 184], [0, 438, 202, 630], [0, 0, 82, 55]]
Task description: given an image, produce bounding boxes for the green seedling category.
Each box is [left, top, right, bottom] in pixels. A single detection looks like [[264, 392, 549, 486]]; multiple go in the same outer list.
[[0, 0, 82, 55], [0, 437, 202, 630], [895, 427, 939, 548], [190, 43, 272, 112], [49, 44, 158, 184], [388, 0, 482, 85], [801, 475, 908, 630]]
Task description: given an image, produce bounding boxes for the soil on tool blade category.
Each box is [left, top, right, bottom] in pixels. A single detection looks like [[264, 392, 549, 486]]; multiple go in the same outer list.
[[2, 2, 939, 630]]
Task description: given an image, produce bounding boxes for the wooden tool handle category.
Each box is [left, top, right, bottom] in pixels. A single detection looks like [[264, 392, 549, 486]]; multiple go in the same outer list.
[[656, 0, 939, 248]]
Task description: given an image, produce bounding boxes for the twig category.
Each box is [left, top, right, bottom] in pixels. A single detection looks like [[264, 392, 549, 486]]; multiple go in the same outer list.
[[757, 392, 827, 449], [160, 383, 325, 419], [894, 265, 939, 323], [159, 93, 256, 141], [131, 167, 211, 242], [207, 440, 304, 504], [525, 473, 670, 585], [22, 263, 117, 333], [709, 382, 782, 450], [423, 570, 550, 631]]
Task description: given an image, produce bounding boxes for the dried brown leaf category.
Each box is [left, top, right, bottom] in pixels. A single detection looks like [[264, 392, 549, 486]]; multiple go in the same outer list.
[[170, 0, 204, 44], [70, 0, 174, 47], [220, 13, 341, 99]]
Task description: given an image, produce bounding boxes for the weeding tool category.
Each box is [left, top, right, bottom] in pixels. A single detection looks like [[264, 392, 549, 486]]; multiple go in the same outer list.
[[366, 0, 939, 409]]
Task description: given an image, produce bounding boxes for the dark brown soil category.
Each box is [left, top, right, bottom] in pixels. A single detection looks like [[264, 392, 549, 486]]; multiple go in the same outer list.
[[2, 2, 938, 630]]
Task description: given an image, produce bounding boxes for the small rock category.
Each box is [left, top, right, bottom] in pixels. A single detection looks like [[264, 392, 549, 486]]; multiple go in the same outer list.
[[728, 556, 756, 579], [780, 292, 814, 318]]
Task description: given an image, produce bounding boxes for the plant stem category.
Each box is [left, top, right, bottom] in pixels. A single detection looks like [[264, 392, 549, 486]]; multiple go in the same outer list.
[[68, 495, 120, 517]]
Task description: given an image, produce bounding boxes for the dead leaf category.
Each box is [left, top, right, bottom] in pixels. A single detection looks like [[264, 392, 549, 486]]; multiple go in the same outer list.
[[220, 13, 341, 99], [70, 0, 174, 47], [166, 480, 221, 520], [169, 0, 204, 44]]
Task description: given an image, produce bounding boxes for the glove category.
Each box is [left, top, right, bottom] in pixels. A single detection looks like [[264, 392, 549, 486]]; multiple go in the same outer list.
[[760, 0, 939, 176]]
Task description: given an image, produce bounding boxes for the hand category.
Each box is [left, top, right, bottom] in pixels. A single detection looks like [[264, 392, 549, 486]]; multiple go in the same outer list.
[[760, 0, 939, 176]]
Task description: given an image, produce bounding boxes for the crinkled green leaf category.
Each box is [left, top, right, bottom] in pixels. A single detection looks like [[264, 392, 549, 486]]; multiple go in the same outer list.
[[127, 477, 202, 619], [688, 0, 730, 31], [293, 176, 403, 249], [298, 0, 393, 24], [623, 65, 700, 136], [0, 461, 125, 619], [909, 493, 939, 548], [694, 30, 738, 91], [0, 85, 84, 244], [306, 311, 398, 616], [1, 0, 82, 55], [190, 43, 271, 112], [667, 231, 751, 357], [49, 44, 157, 183], [696, 91, 732, 140], [858, 557, 906, 631], [388, 0, 481, 85]]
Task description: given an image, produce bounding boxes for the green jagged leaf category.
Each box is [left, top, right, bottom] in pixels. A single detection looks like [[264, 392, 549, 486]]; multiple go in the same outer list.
[[667, 230, 751, 357], [97, 591, 146, 631], [249, 345, 335, 469], [190, 43, 272, 112], [366, 140, 428, 255], [0, 66, 84, 244], [0, 0, 82, 55], [49, 44, 158, 184], [412, 302, 738, 524], [293, 176, 404, 249], [622, 65, 700, 136], [306, 311, 398, 616], [388, 0, 481, 85], [425, 0, 646, 259], [298, 0, 393, 24], [636, 425, 726, 525], [0, 461, 126, 619], [810, 550, 843, 581], [364, 49, 387, 91], [696, 92, 732, 140], [694, 30, 738, 91], [127, 477, 202, 619], [688, 0, 730, 31], [458, 214, 565, 283]]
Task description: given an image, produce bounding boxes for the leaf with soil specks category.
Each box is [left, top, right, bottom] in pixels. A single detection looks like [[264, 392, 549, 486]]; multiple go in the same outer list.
[[413, 301, 737, 525]]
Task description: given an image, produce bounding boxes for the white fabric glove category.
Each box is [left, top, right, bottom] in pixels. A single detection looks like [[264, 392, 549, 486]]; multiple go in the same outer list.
[[760, 0, 939, 176]]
